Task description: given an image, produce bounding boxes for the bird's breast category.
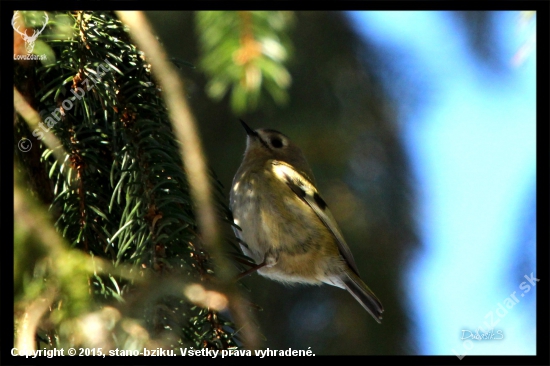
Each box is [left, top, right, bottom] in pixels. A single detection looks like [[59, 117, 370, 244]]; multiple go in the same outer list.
[[230, 167, 344, 283]]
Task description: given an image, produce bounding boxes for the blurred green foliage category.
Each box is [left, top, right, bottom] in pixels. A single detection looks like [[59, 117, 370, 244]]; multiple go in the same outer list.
[[196, 11, 294, 114]]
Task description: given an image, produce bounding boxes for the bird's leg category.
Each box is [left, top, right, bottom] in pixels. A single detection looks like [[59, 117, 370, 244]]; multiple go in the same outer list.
[[235, 251, 278, 281], [235, 260, 267, 281], [231, 254, 258, 267]]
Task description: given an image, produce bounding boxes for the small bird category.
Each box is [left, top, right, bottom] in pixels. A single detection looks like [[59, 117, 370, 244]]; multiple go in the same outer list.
[[230, 120, 384, 323]]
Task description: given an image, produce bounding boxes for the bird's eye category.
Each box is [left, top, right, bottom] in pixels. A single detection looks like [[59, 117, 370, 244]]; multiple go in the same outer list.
[[270, 138, 283, 148]]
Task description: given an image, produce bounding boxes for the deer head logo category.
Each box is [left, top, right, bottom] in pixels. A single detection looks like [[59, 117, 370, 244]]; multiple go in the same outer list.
[[12, 11, 49, 54]]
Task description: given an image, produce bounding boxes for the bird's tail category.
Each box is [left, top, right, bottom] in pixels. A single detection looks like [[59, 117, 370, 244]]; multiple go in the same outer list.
[[342, 268, 384, 323]]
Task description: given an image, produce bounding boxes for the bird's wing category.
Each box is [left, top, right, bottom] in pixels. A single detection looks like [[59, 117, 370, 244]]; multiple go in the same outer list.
[[270, 160, 360, 275]]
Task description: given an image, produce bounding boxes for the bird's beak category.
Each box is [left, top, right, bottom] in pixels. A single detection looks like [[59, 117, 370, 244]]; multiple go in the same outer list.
[[240, 119, 257, 137]]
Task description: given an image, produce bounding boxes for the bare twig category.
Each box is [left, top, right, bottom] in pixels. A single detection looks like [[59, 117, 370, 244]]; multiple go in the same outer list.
[[115, 11, 260, 349], [15, 286, 56, 354], [14, 87, 67, 165]]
